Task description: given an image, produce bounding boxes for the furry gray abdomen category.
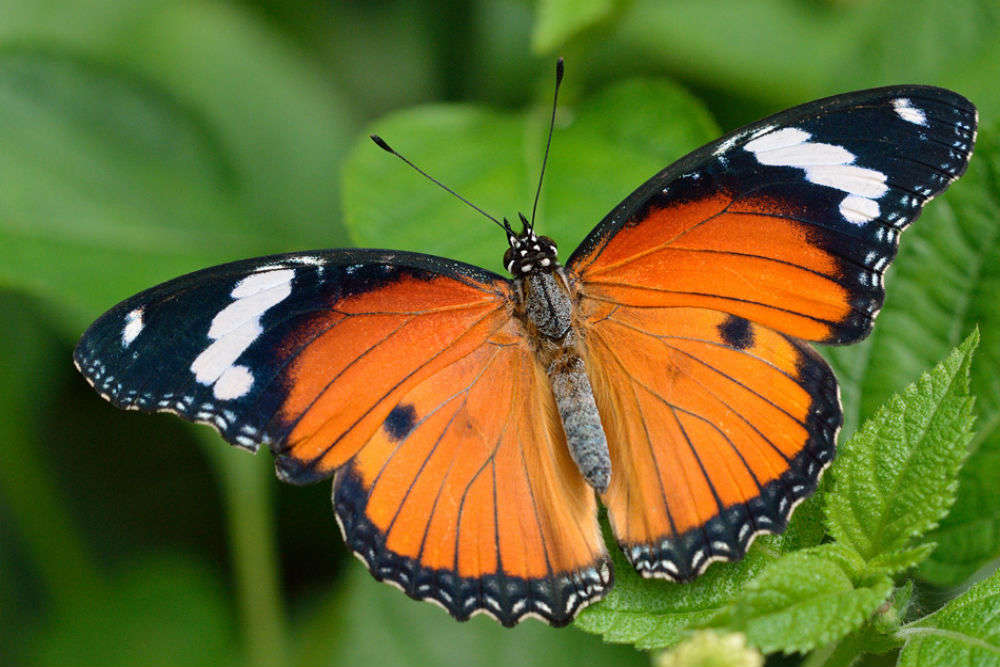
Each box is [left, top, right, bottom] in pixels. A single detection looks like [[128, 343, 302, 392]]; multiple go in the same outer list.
[[548, 354, 611, 492], [521, 271, 611, 492]]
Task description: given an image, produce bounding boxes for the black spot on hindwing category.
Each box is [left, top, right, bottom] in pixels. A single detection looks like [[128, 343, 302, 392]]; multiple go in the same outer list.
[[719, 315, 753, 350], [384, 404, 417, 441]]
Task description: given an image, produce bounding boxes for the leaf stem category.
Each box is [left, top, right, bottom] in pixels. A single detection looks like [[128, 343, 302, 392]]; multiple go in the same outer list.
[[200, 434, 289, 667]]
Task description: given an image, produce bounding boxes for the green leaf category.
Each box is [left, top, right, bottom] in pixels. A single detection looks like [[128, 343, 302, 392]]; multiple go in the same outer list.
[[0, 49, 277, 330], [575, 537, 777, 650], [915, 128, 1000, 585], [707, 544, 893, 655], [613, 0, 1000, 124], [824, 332, 978, 561], [898, 567, 1000, 666], [28, 553, 237, 667], [532, 0, 619, 54], [815, 582, 912, 666], [0, 291, 102, 664], [113, 1, 356, 244], [342, 77, 718, 273], [0, 1, 356, 248], [293, 559, 647, 667], [865, 543, 936, 577]]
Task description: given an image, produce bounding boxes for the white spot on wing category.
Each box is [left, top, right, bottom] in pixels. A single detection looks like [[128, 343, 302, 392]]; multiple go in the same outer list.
[[893, 98, 928, 126], [189, 268, 294, 399], [744, 126, 887, 225], [751, 141, 854, 168], [840, 195, 881, 224], [743, 127, 812, 153], [287, 255, 324, 266], [806, 164, 888, 199], [122, 308, 144, 347], [212, 365, 255, 400]]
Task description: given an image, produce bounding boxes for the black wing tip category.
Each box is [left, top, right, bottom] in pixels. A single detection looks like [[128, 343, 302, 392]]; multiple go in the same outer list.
[[333, 467, 612, 627]]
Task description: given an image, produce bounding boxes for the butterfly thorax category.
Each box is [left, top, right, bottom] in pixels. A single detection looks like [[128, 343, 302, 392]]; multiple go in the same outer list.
[[516, 266, 612, 493]]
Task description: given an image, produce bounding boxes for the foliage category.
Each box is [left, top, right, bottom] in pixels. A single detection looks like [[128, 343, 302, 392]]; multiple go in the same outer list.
[[898, 568, 1000, 666], [0, 1, 997, 666]]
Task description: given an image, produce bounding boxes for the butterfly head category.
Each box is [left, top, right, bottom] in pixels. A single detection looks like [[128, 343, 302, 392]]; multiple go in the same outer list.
[[503, 212, 559, 277]]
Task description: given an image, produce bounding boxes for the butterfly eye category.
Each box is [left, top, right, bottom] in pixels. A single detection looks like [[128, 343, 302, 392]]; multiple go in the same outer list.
[[537, 235, 558, 256], [503, 247, 514, 271]]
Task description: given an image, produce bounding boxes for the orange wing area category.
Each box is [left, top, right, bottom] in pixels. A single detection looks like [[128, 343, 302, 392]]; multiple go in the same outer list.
[[580, 301, 840, 579], [257, 260, 609, 625], [571, 192, 879, 344], [332, 316, 610, 626], [268, 271, 510, 483]]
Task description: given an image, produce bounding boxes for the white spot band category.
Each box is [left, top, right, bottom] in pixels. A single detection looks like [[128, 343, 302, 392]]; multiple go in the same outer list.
[[190, 268, 294, 399], [745, 127, 887, 225]]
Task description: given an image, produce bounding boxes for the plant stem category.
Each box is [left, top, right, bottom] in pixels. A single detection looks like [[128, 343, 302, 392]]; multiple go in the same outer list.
[[201, 433, 289, 667]]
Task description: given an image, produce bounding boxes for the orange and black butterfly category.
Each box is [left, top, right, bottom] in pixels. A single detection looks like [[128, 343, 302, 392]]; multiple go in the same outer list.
[[75, 64, 976, 627]]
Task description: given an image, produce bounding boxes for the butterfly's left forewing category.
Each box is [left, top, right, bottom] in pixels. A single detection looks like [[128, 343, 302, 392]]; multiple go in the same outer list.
[[570, 86, 977, 345]]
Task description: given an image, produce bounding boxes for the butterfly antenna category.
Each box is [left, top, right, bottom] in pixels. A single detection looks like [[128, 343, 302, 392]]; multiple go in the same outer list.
[[528, 57, 564, 232], [369, 134, 508, 232]]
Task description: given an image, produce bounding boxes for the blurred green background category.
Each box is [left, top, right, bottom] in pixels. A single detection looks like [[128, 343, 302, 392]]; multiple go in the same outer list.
[[2, 1, 998, 665]]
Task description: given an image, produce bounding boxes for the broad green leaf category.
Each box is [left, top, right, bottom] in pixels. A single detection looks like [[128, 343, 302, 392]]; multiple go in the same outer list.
[[898, 567, 1000, 666], [817, 582, 912, 666], [707, 543, 893, 655], [613, 0, 1000, 122], [28, 553, 237, 667], [824, 332, 978, 561], [915, 129, 1000, 585], [293, 559, 646, 667], [342, 78, 718, 273], [0, 49, 275, 330], [0, 1, 356, 248], [113, 1, 356, 245], [865, 543, 936, 577], [532, 0, 619, 54], [574, 537, 777, 650]]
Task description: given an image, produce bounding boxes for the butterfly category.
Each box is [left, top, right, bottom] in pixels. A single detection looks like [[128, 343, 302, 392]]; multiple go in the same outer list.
[[74, 69, 976, 627]]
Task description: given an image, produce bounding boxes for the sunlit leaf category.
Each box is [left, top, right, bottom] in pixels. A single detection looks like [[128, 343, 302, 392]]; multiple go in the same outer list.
[[825, 333, 978, 560], [707, 544, 893, 655], [898, 567, 1000, 667]]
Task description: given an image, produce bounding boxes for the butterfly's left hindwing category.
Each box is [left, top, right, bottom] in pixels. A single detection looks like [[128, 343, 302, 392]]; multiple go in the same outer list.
[[581, 303, 839, 579]]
